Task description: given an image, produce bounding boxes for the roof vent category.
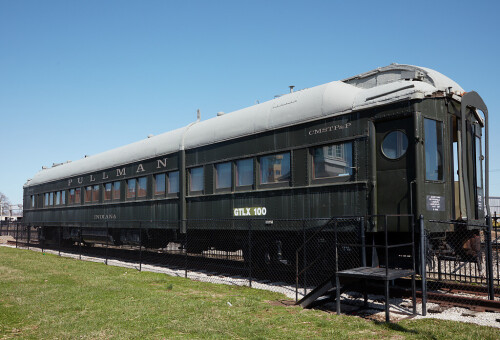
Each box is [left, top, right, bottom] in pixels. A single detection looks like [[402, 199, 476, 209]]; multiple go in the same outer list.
[[42, 166, 48, 170], [52, 162, 63, 167], [289, 85, 295, 93], [147, 134, 154, 138], [217, 112, 225, 116], [84, 155, 89, 158]]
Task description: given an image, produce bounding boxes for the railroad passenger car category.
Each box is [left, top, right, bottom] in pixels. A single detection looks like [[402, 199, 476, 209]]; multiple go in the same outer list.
[[22, 63, 489, 265]]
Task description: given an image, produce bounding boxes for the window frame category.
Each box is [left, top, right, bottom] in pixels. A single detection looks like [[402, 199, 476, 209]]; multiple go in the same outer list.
[[235, 158, 254, 191], [258, 152, 292, 189], [55, 191, 61, 205], [188, 166, 204, 195], [137, 176, 148, 198], [423, 118, 445, 182], [310, 141, 355, 184], [126, 178, 137, 200], [92, 184, 100, 203], [381, 130, 409, 161], [104, 183, 113, 201], [69, 188, 75, 205], [154, 173, 166, 197], [167, 171, 180, 196], [84, 186, 93, 203], [112, 181, 121, 201], [74, 188, 81, 205], [214, 162, 232, 192]]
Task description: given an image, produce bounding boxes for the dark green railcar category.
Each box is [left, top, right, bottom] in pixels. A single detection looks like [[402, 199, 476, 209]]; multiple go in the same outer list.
[[22, 64, 489, 264]]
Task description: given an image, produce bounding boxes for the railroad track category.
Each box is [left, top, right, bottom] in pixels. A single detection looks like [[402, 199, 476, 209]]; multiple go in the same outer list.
[[385, 279, 500, 313]]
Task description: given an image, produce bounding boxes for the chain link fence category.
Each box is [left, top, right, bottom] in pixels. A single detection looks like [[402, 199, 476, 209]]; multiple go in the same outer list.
[[423, 218, 499, 311], [1, 216, 498, 314]]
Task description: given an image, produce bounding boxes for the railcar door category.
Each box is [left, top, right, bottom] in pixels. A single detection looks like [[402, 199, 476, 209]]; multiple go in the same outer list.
[[375, 117, 415, 231]]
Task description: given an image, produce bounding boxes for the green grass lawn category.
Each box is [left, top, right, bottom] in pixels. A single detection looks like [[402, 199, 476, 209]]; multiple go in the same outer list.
[[0, 247, 498, 339]]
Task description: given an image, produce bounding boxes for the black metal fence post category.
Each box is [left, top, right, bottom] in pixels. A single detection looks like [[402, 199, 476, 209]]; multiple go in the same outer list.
[[361, 217, 366, 267], [248, 220, 252, 288], [139, 222, 143, 272], [303, 221, 307, 298], [41, 226, 44, 253], [334, 220, 340, 315], [105, 222, 109, 265], [58, 226, 61, 256], [485, 216, 495, 300], [496, 213, 500, 288], [27, 225, 30, 250], [79, 223, 82, 261], [184, 220, 188, 279], [419, 215, 427, 316], [15, 222, 19, 248]]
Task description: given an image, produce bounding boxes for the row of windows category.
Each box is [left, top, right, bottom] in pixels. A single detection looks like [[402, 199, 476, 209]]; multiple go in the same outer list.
[[44, 191, 66, 206], [34, 142, 354, 208]]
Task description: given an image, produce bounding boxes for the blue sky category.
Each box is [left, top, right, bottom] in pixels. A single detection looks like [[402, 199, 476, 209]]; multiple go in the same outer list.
[[1, 0, 500, 206]]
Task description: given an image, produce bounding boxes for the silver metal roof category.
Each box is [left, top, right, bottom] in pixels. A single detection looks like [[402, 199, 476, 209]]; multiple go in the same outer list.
[[25, 64, 464, 187]]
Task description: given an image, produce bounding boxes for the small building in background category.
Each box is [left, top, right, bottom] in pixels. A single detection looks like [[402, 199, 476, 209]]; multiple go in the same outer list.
[[489, 197, 500, 217]]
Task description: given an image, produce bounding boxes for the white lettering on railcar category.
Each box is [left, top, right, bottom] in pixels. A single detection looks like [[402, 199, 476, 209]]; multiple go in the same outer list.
[[157, 158, 167, 169], [136, 164, 145, 173], [308, 122, 351, 135], [93, 214, 117, 220], [116, 168, 126, 176], [233, 207, 267, 217]]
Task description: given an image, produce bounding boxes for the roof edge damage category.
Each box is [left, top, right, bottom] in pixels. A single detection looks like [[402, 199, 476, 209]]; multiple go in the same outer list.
[[25, 64, 464, 187]]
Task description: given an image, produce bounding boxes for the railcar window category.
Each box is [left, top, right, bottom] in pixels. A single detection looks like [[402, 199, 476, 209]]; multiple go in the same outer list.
[[189, 167, 204, 192], [382, 131, 408, 159], [313, 142, 353, 179], [127, 179, 136, 198], [236, 159, 253, 187], [31, 195, 35, 208], [476, 136, 483, 188], [104, 183, 112, 201], [49, 192, 54, 206], [215, 162, 231, 189], [424, 119, 444, 181], [84, 186, 92, 203], [61, 191, 66, 205], [92, 185, 100, 202], [137, 177, 147, 198], [155, 173, 166, 195], [56, 191, 61, 205], [75, 188, 81, 204], [113, 181, 121, 200], [259, 153, 291, 184], [168, 171, 179, 194], [69, 189, 75, 204], [44, 193, 49, 207]]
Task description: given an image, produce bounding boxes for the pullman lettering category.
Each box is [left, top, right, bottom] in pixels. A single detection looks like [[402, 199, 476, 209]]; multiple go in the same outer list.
[[67, 163, 147, 187]]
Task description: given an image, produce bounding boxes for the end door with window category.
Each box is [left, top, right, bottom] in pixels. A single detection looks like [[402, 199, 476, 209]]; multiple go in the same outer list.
[[375, 117, 415, 230]]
